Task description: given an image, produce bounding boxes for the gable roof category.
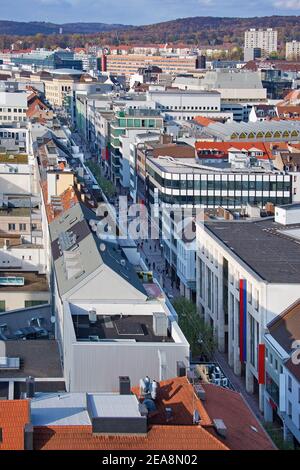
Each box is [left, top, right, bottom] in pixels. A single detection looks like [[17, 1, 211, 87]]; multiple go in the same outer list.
[[195, 141, 273, 159], [49, 202, 147, 299], [201, 383, 275, 450], [32, 376, 275, 450], [0, 400, 29, 450], [267, 299, 300, 354]]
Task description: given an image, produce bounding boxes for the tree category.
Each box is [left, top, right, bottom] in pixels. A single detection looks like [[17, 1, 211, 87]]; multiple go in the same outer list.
[[172, 297, 217, 359]]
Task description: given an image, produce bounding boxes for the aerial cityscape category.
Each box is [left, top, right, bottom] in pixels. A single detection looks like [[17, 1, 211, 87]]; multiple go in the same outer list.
[[0, 0, 300, 456]]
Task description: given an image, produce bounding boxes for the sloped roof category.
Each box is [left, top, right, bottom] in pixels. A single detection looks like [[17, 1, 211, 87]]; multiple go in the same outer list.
[[267, 299, 300, 354], [49, 202, 146, 299], [195, 141, 273, 159], [32, 376, 275, 450], [0, 400, 29, 450], [202, 383, 275, 450]]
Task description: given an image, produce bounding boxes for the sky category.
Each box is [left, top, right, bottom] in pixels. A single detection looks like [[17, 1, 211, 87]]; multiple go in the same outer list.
[[0, 0, 299, 25]]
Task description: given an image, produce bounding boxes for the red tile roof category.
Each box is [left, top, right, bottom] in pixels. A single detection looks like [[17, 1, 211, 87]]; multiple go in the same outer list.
[[195, 141, 273, 160], [0, 399, 30, 450], [33, 376, 276, 450], [34, 424, 227, 450], [201, 383, 276, 450], [194, 116, 216, 127]]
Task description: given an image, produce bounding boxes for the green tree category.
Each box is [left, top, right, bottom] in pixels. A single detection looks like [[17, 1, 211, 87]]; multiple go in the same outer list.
[[86, 160, 117, 199], [172, 297, 217, 359]]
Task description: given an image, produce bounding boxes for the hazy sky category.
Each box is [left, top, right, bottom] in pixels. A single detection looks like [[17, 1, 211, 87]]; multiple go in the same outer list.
[[0, 0, 299, 25]]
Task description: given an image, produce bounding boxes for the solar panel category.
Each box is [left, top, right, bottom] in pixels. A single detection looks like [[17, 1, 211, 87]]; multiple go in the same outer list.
[[58, 230, 77, 251]]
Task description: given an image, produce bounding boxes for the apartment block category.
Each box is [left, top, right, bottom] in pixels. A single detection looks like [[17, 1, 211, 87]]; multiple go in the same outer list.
[[286, 41, 300, 60], [244, 28, 278, 55]]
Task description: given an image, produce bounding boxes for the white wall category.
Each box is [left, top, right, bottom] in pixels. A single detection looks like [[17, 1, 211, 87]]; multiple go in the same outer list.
[[0, 171, 31, 193], [0, 246, 46, 273]]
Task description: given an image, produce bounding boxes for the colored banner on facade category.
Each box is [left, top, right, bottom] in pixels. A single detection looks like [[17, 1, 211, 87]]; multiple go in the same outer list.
[[239, 279, 247, 363], [258, 343, 265, 384]]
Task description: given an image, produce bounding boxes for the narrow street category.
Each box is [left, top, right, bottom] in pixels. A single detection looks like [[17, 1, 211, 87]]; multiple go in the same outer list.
[[136, 237, 180, 300]]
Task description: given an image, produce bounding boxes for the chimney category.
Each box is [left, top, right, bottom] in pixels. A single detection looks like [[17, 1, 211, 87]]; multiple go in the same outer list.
[[213, 418, 227, 438], [177, 361, 186, 377], [119, 376, 131, 395], [26, 376, 35, 398], [24, 423, 33, 450]]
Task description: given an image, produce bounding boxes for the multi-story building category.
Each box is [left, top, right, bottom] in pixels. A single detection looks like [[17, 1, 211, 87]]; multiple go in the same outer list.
[[196, 204, 300, 411], [146, 154, 292, 210], [147, 89, 223, 122], [0, 91, 27, 124], [11, 49, 83, 71], [110, 109, 163, 186], [104, 54, 199, 78], [200, 69, 267, 102], [286, 41, 300, 60], [43, 72, 82, 108], [49, 202, 189, 392], [264, 299, 300, 446], [244, 28, 278, 55], [244, 47, 262, 63]]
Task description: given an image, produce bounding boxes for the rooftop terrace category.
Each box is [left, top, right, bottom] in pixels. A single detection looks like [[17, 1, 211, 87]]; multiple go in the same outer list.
[[0, 271, 49, 292], [72, 313, 173, 343], [0, 153, 28, 164]]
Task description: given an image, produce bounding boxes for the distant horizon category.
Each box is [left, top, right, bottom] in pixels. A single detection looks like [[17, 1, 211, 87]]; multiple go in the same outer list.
[[1, 13, 300, 28], [0, 0, 300, 26]]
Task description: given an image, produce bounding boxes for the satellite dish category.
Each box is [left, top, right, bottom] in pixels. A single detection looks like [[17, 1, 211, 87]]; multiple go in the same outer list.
[[99, 243, 106, 252], [50, 315, 56, 324]]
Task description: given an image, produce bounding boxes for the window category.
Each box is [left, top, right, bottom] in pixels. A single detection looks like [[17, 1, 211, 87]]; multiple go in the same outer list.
[[288, 375, 292, 392], [288, 401, 292, 418], [254, 289, 259, 311], [24, 300, 48, 308], [19, 223, 26, 231], [0, 300, 6, 312], [8, 223, 16, 231]]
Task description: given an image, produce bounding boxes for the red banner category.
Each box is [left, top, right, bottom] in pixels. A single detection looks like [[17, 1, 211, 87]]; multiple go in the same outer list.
[[258, 343, 265, 385]]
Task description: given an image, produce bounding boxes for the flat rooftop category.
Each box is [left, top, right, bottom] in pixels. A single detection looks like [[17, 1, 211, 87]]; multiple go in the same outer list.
[[0, 153, 28, 164], [0, 207, 31, 217], [31, 392, 142, 427], [148, 156, 271, 174], [72, 314, 173, 343], [0, 271, 48, 292], [89, 394, 141, 418], [205, 218, 300, 283], [0, 340, 63, 379], [31, 393, 90, 426]]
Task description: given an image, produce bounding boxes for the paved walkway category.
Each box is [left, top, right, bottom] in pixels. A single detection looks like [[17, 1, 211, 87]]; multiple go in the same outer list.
[[213, 350, 264, 422], [137, 238, 180, 299]]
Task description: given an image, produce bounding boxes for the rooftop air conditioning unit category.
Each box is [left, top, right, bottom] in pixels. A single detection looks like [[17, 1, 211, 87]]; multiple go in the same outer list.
[[88, 309, 97, 324], [153, 312, 168, 337]]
